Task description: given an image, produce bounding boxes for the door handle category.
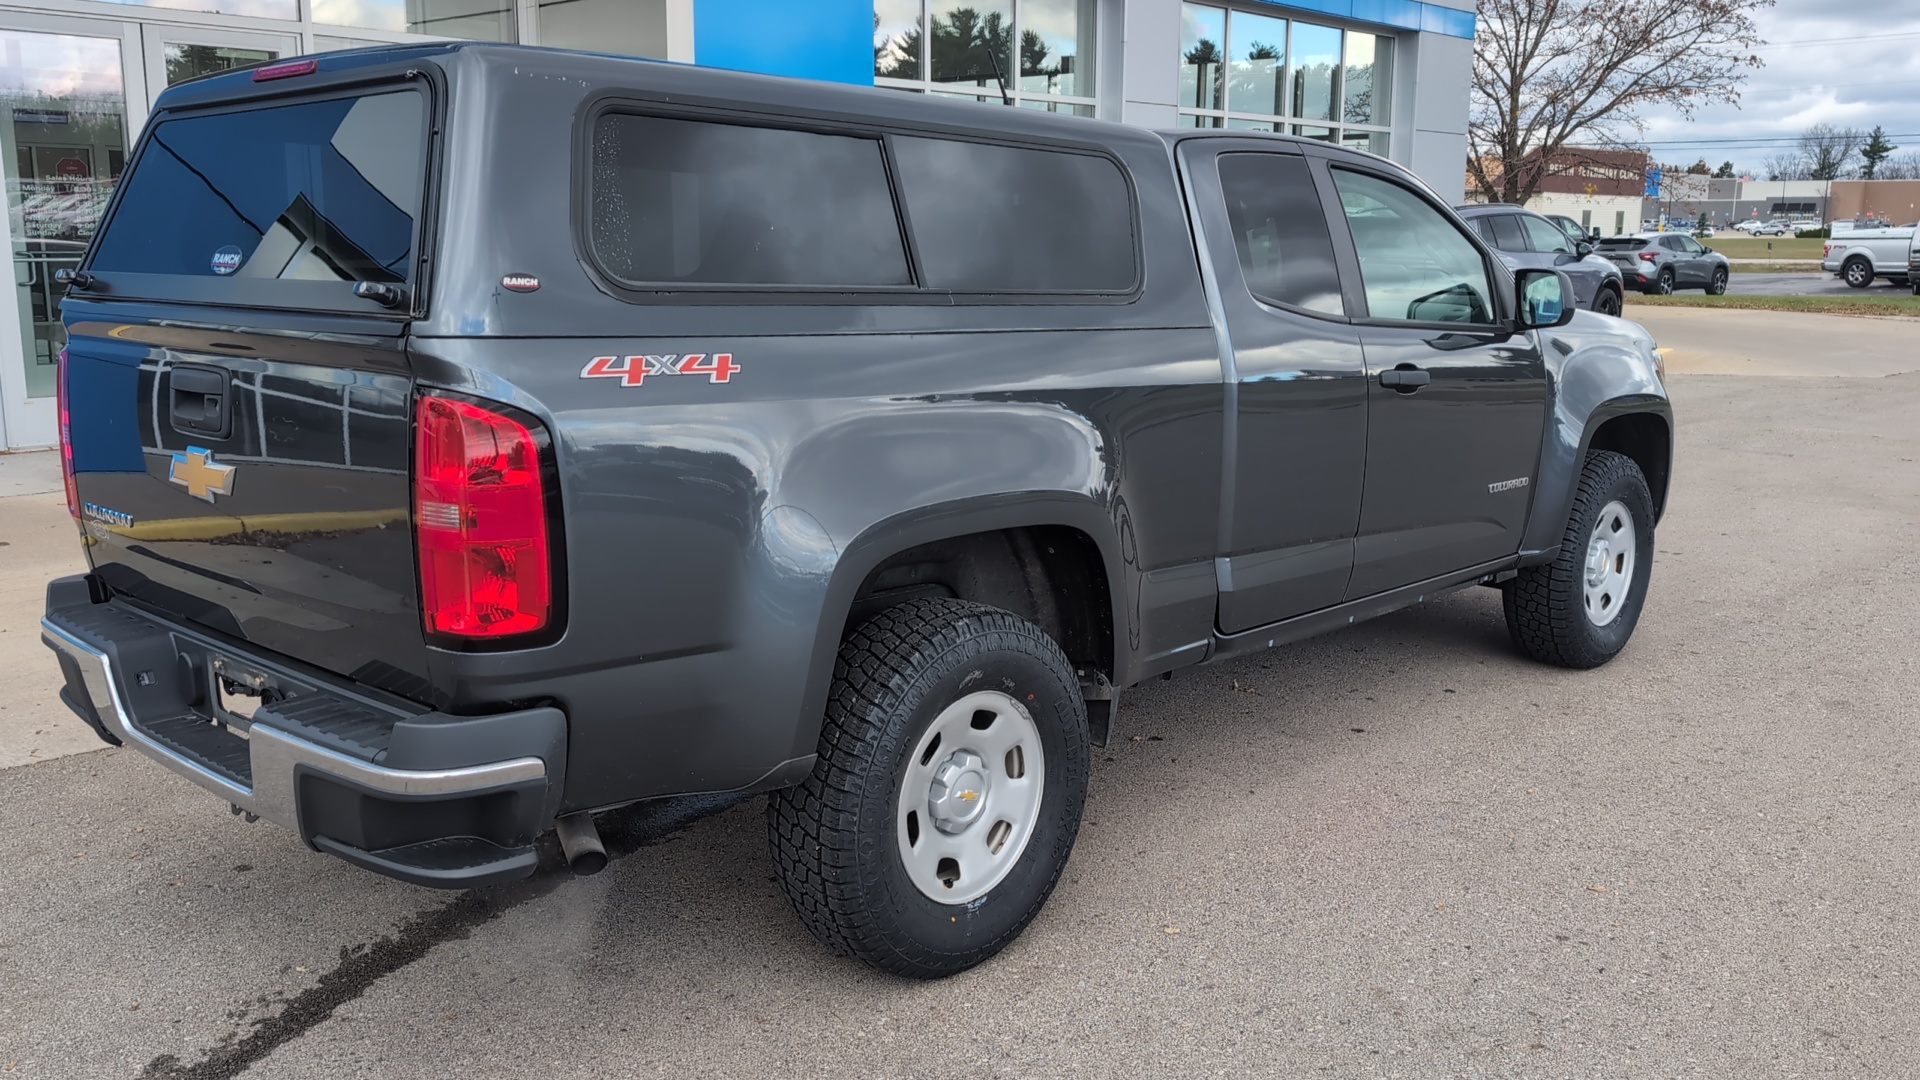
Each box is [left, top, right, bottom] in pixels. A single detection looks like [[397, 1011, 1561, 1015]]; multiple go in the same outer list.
[[169, 365, 233, 440], [1378, 366, 1431, 392]]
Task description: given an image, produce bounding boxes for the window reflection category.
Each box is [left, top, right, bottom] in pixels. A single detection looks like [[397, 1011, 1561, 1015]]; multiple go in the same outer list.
[[1, 30, 129, 399], [94, 0, 298, 18], [1179, 3, 1226, 111], [875, 0, 924, 79], [1289, 22, 1340, 122], [929, 1, 1014, 90], [1018, 0, 1093, 98], [163, 43, 277, 87], [312, 0, 515, 40], [1343, 34, 1392, 125], [539, 0, 670, 56], [1226, 10, 1285, 117]]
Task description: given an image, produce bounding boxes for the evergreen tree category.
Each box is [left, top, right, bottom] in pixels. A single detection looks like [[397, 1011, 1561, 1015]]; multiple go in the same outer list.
[[1860, 126, 1899, 180]]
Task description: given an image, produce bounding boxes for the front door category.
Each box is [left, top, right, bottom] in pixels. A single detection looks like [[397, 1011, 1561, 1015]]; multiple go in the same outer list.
[[1178, 141, 1369, 633], [0, 14, 145, 450], [1313, 158, 1549, 599]]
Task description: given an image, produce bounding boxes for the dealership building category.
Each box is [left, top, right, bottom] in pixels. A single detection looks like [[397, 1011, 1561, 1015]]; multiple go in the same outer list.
[[0, 0, 1475, 450]]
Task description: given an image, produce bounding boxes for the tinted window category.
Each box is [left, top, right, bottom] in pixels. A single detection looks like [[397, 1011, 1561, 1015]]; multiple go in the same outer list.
[[1659, 236, 1686, 252], [590, 114, 909, 287], [1520, 215, 1575, 255], [92, 91, 423, 285], [1468, 217, 1496, 244], [1487, 214, 1527, 252], [1678, 236, 1705, 254], [891, 137, 1136, 292], [1215, 154, 1343, 316], [1331, 168, 1495, 325]]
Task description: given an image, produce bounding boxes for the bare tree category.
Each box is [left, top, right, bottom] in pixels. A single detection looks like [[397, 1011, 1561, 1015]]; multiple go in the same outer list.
[[1797, 124, 1864, 181], [1469, 0, 1769, 205], [1762, 152, 1806, 181], [1878, 151, 1920, 181]]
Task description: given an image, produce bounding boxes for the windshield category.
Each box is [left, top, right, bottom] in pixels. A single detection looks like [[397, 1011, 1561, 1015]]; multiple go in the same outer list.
[[89, 90, 425, 290]]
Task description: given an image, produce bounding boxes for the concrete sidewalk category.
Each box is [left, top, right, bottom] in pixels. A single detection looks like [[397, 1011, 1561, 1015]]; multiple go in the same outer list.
[[0, 451, 91, 766]]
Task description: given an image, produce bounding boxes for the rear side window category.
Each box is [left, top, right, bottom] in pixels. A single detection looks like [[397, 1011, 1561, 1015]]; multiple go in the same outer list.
[[1215, 153, 1343, 316], [891, 137, 1136, 293], [1486, 214, 1527, 252], [590, 114, 910, 287], [91, 91, 424, 287]]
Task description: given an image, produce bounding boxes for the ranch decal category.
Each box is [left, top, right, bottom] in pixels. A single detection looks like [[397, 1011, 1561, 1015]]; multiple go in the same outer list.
[[581, 353, 740, 387], [210, 245, 244, 276]]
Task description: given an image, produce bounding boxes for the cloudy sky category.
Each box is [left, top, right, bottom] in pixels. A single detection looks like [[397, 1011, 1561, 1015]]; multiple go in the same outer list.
[[1636, 0, 1920, 175]]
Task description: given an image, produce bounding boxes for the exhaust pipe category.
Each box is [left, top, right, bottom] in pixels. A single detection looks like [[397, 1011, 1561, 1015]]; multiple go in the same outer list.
[[554, 811, 607, 876]]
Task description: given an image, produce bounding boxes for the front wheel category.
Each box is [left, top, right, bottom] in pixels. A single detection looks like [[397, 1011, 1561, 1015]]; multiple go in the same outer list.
[[1593, 286, 1623, 316], [768, 598, 1090, 978], [1843, 257, 1873, 289], [1706, 267, 1729, 295], [1503, 450, 1656, 669]]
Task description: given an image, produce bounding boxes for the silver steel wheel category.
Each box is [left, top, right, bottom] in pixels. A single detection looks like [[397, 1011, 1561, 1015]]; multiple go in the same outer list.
[[895, 690, 1045, 905], [1582, 499, 1636, 628]]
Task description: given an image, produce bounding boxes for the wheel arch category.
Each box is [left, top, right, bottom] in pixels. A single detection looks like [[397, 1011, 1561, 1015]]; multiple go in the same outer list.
[[1520, 391, 1673, 564], [790, 493, 1127, 762]]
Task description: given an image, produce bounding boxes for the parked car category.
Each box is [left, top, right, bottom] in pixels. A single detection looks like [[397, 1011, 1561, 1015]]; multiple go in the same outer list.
[[45, 42, 1674, 978], [1593, 232, 1734, 294], [1752, 221, 1791, 237], [1457, 204, 1627, 315], [1693, 226, 1717, 239], [1544, 212, 1600, 245], [1821, 222, 1917, 288], [1794, 221, 1829, 236]]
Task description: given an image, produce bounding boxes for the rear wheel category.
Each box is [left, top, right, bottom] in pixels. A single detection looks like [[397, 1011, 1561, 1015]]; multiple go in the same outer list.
[[1503, 450, 1655, 669], [1650, 266, 1675, 295], [1706, 267, 1729, 295], [768, 598, 1090, 979], [1843, 257, 1873, 289], [1593, 285, 1623, 316]]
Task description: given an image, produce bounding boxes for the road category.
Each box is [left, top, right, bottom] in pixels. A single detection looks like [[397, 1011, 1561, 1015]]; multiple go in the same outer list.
[[3, 309, 1919, 1078]]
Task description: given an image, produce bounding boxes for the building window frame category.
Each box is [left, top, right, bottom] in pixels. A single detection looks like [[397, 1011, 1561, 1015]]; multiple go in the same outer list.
[[874, 1, 1100, 118], [1176, 2, 1393, 156]]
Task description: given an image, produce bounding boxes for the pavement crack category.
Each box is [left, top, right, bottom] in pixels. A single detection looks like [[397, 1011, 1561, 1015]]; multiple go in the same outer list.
[[139, 793, 748, 1080]]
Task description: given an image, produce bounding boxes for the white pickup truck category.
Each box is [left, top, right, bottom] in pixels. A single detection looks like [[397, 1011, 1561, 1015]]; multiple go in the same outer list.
[[1822, 220, 1916, 289]]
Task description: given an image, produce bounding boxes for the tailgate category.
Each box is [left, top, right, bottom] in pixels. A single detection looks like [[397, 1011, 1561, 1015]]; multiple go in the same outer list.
[[62, 80, 434, 695]]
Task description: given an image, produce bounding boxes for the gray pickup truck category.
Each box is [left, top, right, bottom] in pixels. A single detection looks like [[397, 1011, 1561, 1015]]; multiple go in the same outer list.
[[44, 43, 1672, 978]]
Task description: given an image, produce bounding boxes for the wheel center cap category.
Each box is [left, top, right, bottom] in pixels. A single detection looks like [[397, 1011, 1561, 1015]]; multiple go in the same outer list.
[[927, 751, 989, 833], [1586, 540, 1611, 586]]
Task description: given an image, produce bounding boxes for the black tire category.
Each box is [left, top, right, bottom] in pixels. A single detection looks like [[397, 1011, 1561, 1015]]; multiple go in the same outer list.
[[1706, 267, 1728, 295], [1593, 286, 1623, 316], [1843, 257, 1873, 289], [1650, 266, 1675, 295], [1912, 278, 1920, 297], [767, 597, 1090, 978], [1503, 450, 1656, 669]]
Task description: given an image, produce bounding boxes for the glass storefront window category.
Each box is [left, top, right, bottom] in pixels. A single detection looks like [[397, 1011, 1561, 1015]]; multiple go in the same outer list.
[[96, 0, 299, 18], [879, 2, 1098, 114], [929, 0, 1013, 90], [1343, 34, 1392, 126], [1018, 0, 1094, 98], [875, 0, 924, 79], [312, 0, 516, 41], [1180, 113, 1222, 128], [163, 43, 275, 87], [1179, 3, 1226, 112], [1340, 128, 1389, 156], [1226, 10, 1285, 117], [2, 30, 128, 400], [538, 0, 670, 57], [1289, 21, 1340, 122], [1292, 125, 1337, 143], [1226, 117, 1274, 131]]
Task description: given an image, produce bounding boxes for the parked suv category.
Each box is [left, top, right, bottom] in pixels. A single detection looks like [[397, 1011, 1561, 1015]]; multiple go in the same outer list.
[[1457, 205, 1626, 315], [1594, 232, 1732, 294], [44, 44, 1673, 979]]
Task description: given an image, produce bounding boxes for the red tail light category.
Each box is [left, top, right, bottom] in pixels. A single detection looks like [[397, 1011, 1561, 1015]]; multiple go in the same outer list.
[[252, 58, 318, 82], [57, 346, 78, 519], [413, 395, 553, 640], [1638, 251, 1658, 263]]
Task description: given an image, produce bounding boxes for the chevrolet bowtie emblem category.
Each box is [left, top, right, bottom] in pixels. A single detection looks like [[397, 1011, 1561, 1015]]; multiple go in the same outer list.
[[169, 446, 236, 504], [958, 790, 981, 803]]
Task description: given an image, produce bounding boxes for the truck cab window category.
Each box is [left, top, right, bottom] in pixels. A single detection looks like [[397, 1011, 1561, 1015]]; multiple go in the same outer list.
[[1520, 215, 1575, 255], [1215, 153, 1344, 316], [1330, 168, 1495, 325]]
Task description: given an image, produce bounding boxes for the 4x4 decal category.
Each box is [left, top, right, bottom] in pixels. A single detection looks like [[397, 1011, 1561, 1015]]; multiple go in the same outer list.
[[581, 353, 740, 387]]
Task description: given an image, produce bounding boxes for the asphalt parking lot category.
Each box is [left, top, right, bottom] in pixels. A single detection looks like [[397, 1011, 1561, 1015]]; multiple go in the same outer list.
[[2, 307, 1917, 1079], [1726, 271, 1911, 297]]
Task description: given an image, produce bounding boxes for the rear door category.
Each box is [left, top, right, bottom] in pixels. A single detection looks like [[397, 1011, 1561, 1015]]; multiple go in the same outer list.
[[1177, 141, 1367, 632], [1314, 158, 1548, 598], [62, 76, 436, 692]]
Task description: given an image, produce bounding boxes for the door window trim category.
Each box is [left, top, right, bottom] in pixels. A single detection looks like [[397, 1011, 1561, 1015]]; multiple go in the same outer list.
[[1208, 146, 1352, 324]]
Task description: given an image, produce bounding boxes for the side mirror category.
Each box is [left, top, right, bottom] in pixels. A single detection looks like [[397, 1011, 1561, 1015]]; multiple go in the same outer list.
[[1702, 246, 1714, 254], [1575, 240, 1594, 257], [1590, 228, 1602, 241], [1516, 268, 1576, 329]]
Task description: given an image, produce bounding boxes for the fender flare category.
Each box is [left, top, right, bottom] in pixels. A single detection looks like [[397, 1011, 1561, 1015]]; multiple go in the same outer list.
[[1521, 396, 1673, 565], [785, 492, 1129, 763]]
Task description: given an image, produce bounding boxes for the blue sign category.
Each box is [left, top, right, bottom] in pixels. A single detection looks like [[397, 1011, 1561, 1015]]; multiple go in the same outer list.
[[1644, 167, 1662, 198]]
